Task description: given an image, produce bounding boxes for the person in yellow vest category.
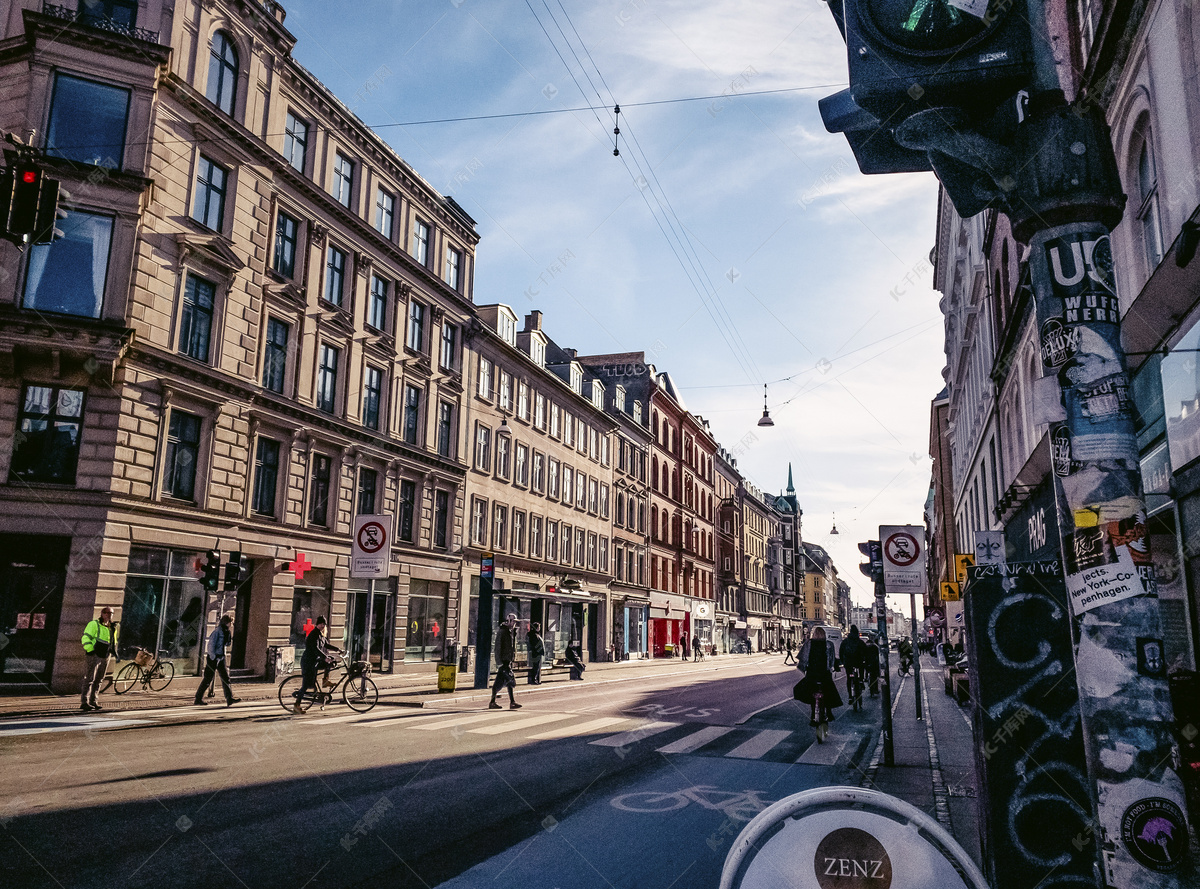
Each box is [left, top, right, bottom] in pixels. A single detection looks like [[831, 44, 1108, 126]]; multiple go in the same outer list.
[[80, 607, 115, 711]]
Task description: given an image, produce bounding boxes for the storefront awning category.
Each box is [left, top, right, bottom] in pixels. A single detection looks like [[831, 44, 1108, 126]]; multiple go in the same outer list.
[[620, 596, 651, 608]]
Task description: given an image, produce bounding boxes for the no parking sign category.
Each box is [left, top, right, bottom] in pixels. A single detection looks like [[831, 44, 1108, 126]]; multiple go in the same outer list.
[[352, 514, 392, 579]]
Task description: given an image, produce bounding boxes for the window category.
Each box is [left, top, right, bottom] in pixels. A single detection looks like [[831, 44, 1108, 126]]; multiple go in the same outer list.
[[547, 519, 559, 561], [471, 497, 488, 544], [398, 479, 417, 542], [477, 357, 493, 398], [252, 437, 279, 516], [316, 344, 339, 413], [535, 393, 545, 429], [515, 443, 529, 486], [570, 365, 583, 394], [589, 478, 598, 513], [402, 385, 422, 445], [563, 411, 574, 447], [363, 366, 383, 430], [562, 466, 573, 504], [562, 524, 573, 564], [46, 73, 130, 167], [445, 247, 461, 291], [432, 325, 455, 375], [375, 189, 395, 237], [633, 401, 642, 424], [192, 156, 228, 231], [615, 386, 626, 413], [263, 318, 289, 393], [499, 372, 512, 412], [324, 245, 346, 307], [531, 516, 544, 558], [412, 220, 430, 266], [575, 528, 586, 567], [474, 424, 491, 471], [284, 112, 308, 173], [587, 532, 597, 570], [357, 467, 378, 515], [496, 433, 511, 479], [368, 276, 388, 331], [600, 483, 609, 518], [498, 311, 517, 346], [550, 403, 560, 438], [518, 382, 529, 421], [576, 472, 588, 510], [179, 274, 216, 363], [493, 504, 508, 550], [590, 428, 599, 460], [332, 152, 354, 207], [437, 402, 455, 457], [407, 301, 426, 352], [530, 337, 546, 367], [1135, 126, 1163, 273], [309, 453, 331, 526], [10, 385, 84, 484], [163, 409, 201, 500], [273, 211, 298, 278], [434, 490, 450, 548], [207, 31, 238, 116], [513, 510, 527, 554], [548, 458, 560, 498], [600, 434, 610, 466], [22, 209, 112, 318], [532, 451, 545, 492]]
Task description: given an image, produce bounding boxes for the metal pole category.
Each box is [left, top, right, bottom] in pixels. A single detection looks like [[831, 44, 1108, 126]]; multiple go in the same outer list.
[[1008, 4, 1192, 880], [473, 556, 495, 690], [875, 578, 894, 767], [364, 578, 374, 666], [909, 590, 921, 721]]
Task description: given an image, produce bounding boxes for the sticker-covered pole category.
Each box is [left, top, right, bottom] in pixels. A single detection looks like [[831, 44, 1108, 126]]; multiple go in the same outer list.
[[1012, 90, 1192, 884]]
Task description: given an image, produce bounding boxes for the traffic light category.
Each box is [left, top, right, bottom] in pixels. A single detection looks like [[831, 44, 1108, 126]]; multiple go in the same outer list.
[[841, 0, 1032, 125], [7, 164, 42, 236], [223, 551, 245, 592], [1, 164, 67, 245], [858, 540, 884, 583], [201, 549, 221, 592], [32, 178, 66, 245]]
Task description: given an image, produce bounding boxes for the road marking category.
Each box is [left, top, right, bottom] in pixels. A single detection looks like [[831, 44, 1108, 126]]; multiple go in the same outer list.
[[656, 725, 734, 754], [0, 716, 154, 736], [528, 717, 629, 740], [797, 734, 849, 765], [468, 713, 573, 735], [589, 721, 678, 747], [356, 711, 469, 727], [725, 729, 791, 759], [301, 712, 379, 725], [151, 703, 281, 718], [412, 712, 510, 730]]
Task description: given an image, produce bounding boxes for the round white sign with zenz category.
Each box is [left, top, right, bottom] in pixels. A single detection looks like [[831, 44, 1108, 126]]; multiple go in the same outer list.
[[720, 787, 988, 889]]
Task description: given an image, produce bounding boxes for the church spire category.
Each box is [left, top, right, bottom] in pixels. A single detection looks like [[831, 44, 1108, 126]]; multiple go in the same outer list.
[[787, 463, 795, 494]]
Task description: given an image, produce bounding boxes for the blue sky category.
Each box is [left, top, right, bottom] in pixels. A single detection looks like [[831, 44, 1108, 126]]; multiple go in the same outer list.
[[283, 0, 946, 608]]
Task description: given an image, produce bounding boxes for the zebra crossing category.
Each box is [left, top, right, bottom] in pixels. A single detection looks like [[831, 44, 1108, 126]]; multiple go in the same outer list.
[[0, 702, 859, 765]]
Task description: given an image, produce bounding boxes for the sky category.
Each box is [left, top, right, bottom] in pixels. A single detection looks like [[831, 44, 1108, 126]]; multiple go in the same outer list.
[[282, 0, 947, 610]]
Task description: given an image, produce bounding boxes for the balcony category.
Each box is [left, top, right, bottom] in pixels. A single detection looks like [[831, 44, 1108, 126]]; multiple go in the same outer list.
[[42, 2, 160, 43]]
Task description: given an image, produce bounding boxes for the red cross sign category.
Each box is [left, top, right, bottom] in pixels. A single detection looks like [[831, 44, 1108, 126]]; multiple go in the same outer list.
[[288, 552, 312, 580]]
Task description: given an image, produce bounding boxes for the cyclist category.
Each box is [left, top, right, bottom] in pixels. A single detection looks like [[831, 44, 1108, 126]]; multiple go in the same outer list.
[[839, 625, 866, 706], [294, 616, 340, 714], [794, 627, 842, 726], [897, 636, 914, 675]]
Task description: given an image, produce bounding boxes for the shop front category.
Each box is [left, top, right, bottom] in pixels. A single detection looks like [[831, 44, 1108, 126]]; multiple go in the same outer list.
[[120, 546, 210, 678], [611, 594, 648, 660], [347, 577, 397, 673], [692, 601, 713, 655], [746, 617, 763, 652], [0, 535, 70, 687], [649, 592, 690, 657], [467, 575, 601, 667]]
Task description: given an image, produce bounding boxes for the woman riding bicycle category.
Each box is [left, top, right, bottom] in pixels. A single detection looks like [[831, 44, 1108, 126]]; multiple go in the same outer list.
[[294, 616, 340, 714], [793, 627, 842, 726], [838, 625, 866, 705]]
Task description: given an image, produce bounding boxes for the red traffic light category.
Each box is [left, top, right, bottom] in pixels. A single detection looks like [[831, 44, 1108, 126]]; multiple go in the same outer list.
[[22, 170, 36, 183]]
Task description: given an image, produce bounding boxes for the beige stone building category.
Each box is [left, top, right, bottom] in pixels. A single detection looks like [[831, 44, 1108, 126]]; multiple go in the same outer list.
[[0, 0, 476, 692], [458, 307, 617, 666]]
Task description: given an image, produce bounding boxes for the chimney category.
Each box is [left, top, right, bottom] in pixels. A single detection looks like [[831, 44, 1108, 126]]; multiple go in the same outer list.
[[565, 348, 577, 359], [523, 310, 543, 332]]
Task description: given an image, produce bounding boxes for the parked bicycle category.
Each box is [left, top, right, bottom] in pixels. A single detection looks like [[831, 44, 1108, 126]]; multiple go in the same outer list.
[[113, 648, 174, 693], [277, 651, 378, 714]]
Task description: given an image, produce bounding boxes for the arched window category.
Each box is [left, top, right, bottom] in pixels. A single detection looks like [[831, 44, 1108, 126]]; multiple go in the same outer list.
[[207, 31, 239, 116], [651, 505, 659, 539], [616, 492, 626, 526], [651, 461, 658, 490], [1133, 119, 1163, 273]]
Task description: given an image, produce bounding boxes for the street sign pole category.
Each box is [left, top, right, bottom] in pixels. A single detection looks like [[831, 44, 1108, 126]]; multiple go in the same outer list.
[[876, 578, 894, 767], [474, 553, 495, 690], [909, 590, 921, 722]]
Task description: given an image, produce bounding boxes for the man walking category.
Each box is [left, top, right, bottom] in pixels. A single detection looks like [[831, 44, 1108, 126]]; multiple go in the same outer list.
[[527, 621, 545, 685], [692, 633, 702, 662], [489, 614, 522, 709], [194, 615, 240, 707], [784, 637, 797, 665], [80, 606, 115, 711]]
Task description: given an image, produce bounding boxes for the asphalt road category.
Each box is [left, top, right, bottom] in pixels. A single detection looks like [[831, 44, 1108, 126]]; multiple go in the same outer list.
[[0, 657, 880, 889]]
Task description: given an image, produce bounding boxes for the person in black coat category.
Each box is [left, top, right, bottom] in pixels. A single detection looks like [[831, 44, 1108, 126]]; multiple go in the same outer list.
[[863, 633, 882, 695], [527, 622, 545, 685], [793, 627, 843, 725]]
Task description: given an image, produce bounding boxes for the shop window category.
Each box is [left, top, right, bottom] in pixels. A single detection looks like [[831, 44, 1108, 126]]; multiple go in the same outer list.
[[22, 209, 112, 318], [120, 547, 206, 670], [46, 73, 130, 167], [10, 384, 85, 485], [290, 568, 333, 646], [406, 579, 450, 661]]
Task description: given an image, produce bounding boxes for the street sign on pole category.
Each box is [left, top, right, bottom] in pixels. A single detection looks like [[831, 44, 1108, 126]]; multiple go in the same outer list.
[[351, 514, 391, 579], [880, 525, 926, 595]]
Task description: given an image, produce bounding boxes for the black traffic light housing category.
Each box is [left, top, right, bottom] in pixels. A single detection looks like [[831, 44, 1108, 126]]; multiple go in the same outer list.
[[223, 551, 245, 592], [201, 549, 221, 592], [1, 162, 67, 246], [858, 540, 884, 583], [7, 164, 42, 235]]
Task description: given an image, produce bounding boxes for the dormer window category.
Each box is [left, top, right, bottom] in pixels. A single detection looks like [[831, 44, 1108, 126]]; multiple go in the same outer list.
[[615, 386, 626, 412], [498, 309, 517, 346], [530, 336, 546, 368], [570, 364, 583, 394], [633, 401, 643, 424], [591, 379, 604, 409]]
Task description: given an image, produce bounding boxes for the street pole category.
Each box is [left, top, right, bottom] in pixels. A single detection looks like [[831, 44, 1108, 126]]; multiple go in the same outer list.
[[1006, 2, 1192, 881], [473, 553, 495, 690], [875, 577, 894, 767], [909, 590, 921, 722]]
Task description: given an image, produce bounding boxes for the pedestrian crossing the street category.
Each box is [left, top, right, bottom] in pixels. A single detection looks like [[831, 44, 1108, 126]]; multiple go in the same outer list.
[[0, 703, 865, 765]]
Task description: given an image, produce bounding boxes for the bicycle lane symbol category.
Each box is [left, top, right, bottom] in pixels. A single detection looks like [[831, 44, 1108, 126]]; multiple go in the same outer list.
[[610, 785, 775, 823]]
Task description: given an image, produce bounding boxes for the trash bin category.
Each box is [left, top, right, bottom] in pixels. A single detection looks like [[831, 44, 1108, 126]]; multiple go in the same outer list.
[[437, 663, 458, 692], [265, 645, 281, 683]]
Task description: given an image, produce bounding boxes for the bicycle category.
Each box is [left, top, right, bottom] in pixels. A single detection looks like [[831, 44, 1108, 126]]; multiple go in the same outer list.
[[278, 652, 378, 714], [610, 785, 774, 822], [113, 648, 175, 693], [846, 665, 864, 711], [897, 654, 913, 677], [812, 688, 829, 743]]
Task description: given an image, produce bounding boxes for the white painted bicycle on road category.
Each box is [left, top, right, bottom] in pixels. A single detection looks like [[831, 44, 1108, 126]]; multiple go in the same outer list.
[[610, 785, 774, 822]]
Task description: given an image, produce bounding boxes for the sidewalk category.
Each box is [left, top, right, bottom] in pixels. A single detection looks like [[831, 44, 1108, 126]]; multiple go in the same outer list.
[[0, 651, 771, 719], [860, 654, 982, 870]]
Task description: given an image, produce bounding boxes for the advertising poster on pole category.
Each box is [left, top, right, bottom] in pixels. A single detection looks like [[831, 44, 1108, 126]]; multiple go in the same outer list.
[[879, 525, 926, 596]]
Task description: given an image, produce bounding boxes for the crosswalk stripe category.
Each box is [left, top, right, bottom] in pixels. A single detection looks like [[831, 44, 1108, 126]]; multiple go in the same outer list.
[[589, 721, 678, 747], [725, 729, 792, 759], [0, 717, 154, 736], [528, 717, 629, 740], [356, 711, 467, 728], [796, 734, 849, 765], [656, 725, 734, 754], [301, 712, 376, 725], [468, 713, 573, 735], [412, 711, 509, 731], [151, 703, 281, 718]]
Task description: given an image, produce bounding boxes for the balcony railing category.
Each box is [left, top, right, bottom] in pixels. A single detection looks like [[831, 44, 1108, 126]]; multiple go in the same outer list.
[[42, 2, 160, 43]]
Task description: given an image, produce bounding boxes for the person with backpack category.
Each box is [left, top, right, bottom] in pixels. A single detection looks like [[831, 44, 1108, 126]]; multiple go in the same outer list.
[[794, 627, 842, 725], [80, 607, 115, 711], [839, 625, 867, 706], [526, 621, 545, 685]]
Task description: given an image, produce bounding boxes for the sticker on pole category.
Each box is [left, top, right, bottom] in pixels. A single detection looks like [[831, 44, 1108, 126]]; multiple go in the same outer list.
[[880, 525, 926, 594], [351, 514, 392, 579], [1063, 517, 1154, 614], [721, 786, 988, 889]]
